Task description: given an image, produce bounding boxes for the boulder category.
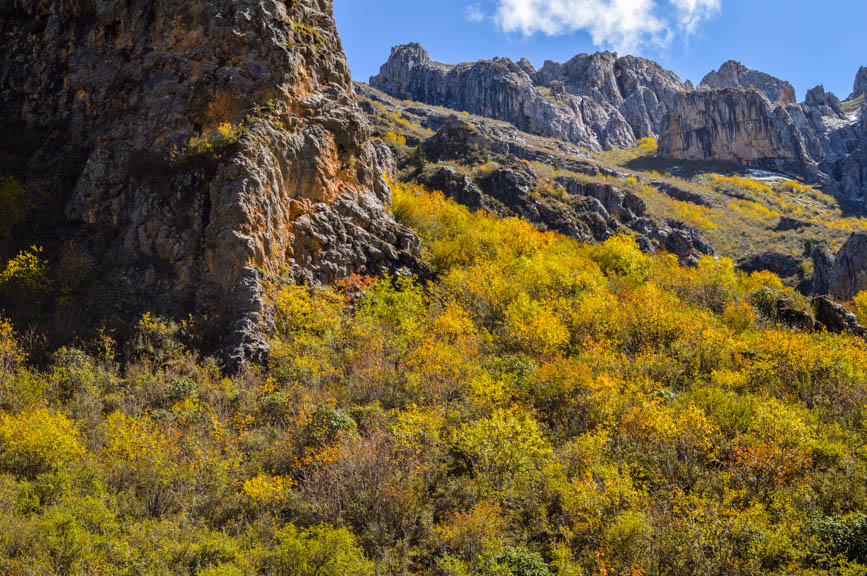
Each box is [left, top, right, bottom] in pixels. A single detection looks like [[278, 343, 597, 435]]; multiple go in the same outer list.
[[738, 252, 803, 279], [813, 296, 866, 335]]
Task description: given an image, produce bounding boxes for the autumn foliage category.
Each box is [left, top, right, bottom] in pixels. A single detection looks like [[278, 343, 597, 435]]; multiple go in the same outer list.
[[0, 182, 865, 575]]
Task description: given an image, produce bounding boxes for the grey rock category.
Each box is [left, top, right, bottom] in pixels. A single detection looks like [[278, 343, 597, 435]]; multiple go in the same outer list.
[[776, 217, 815, 232], [813, 296, 866, 335], [659, 88, 809, 167], [420, 166, 486, 210], [738, 252, 802, 278], [700, 60, 797, 105], [805, 85, 844, 117], [811, 243, 835, 296]]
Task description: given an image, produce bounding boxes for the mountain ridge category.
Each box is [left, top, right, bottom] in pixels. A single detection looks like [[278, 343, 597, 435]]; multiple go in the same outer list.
[[370, 43, 866, 208]]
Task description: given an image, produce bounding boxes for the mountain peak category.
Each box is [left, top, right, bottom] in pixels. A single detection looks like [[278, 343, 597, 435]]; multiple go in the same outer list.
[[851, 65, 867, 100], [700, 60, 797, 105]]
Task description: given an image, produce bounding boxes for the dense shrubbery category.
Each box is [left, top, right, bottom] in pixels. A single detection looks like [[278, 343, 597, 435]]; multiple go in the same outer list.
[[0, 182, 865, 574]]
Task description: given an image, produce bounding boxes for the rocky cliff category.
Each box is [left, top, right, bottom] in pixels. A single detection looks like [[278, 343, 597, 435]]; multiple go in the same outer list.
[[0, 0, 417, 365], [700, 60, 797, 106], [369, 43, 688, 152], [660, 80, 866, 204], [658, 88, 808, 166]]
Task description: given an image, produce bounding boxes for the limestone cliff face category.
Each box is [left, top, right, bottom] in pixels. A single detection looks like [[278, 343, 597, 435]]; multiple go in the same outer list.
[[658, 88, 808, 165], [0, 0, 417, 364], [700, 61, 797, 106], [369, 43, 688, 152]]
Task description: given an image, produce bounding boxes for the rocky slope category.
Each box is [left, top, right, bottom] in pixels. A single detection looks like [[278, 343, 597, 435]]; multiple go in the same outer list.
[[370, 43, 688, 152], [0, 0, 417, 365], [358, 83, 715, 266]]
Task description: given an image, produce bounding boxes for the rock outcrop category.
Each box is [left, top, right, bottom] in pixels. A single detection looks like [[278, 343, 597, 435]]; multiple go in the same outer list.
[[850, 66, 867, 100], [370, 43, 689, 152], [738, 251, 803, 279], [805, 85, 844, 116], [827, 233, 867, 301], [659, 83, 866, 201], [658, 88, 808, 166], [812, 296, 866, 336], [700, 61, 797, 106], [0, 0, 417, 365]]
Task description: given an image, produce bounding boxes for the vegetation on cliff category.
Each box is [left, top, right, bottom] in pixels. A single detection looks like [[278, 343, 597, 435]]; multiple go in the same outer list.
[[0, 181, 865, 575]]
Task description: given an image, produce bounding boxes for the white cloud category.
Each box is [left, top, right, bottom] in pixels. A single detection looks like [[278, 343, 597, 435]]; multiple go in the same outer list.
[[487, 0, 720, 53], [671, 0, 720, 34], [465, 3, 487, 23]]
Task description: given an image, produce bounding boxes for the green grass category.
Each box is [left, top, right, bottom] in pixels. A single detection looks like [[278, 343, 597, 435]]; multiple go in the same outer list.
[[841, 94, 864, 114]]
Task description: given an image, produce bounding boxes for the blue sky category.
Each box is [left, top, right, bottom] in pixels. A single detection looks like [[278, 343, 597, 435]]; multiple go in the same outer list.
[[334, 0, 866, 101]]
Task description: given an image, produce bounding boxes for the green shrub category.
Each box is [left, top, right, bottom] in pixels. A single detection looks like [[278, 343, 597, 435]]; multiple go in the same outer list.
[[302, 406, 357, 448], [812, 514, 867, 564], [479, 546, 552, 576]]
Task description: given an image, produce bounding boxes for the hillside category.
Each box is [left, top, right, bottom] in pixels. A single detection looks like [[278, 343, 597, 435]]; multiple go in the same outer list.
[[357, 82, 867, 289], [1, 3, 867, 575], [2, 183, 867, 574]]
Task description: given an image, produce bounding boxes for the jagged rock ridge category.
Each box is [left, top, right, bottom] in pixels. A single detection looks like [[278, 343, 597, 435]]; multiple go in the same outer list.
[[369, 43, 689, 152], [370, 46, 867, 208], [0, 0, 417, 365]]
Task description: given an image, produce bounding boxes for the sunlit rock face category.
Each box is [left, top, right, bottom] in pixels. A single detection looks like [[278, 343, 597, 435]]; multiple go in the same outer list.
[[0, 0, 417, 365]]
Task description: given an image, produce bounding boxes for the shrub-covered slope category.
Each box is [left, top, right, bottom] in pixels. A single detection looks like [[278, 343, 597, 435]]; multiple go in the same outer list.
[[0, 182, 866, 575]]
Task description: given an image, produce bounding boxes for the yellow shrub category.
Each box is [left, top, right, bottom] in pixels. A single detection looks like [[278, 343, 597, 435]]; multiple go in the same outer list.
[[722, 301, 755, 333], [101, 411, 179, 482], [0, 406, 86, 478], [504, 293, 570, 356], [590, 235, 651, 282], [454, 408, 553, 487], [384, 131, 406, 146], [0, 245, 49, 294], [241, 473, 295, 506], [855, 291, 867, 325], [0, 316, 23, 384]]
